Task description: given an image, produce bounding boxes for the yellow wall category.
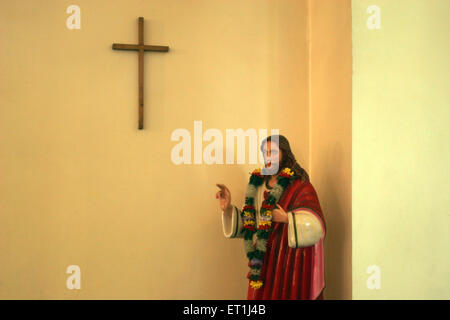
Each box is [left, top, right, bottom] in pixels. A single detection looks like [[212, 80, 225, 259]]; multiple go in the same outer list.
[[0, 0, 311, 299], [309, 0, 352, 300], [352, 0, 450, 299]]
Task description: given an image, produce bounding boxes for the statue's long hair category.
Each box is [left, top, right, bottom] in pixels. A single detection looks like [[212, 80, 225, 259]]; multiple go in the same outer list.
[[260, 135, 310, 183]]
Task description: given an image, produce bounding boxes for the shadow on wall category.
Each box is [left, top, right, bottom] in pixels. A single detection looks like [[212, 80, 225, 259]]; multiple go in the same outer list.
[[319, 141, 351, 300]]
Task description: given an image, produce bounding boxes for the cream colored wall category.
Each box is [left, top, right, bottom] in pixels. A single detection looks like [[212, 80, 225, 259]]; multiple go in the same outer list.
[[309, 0, 352, 299], [352, 0, 450, 299], [0, 0, 310, 299]]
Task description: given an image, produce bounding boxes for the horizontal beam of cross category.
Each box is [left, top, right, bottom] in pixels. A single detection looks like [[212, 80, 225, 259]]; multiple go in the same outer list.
[[112, 43, 169, 52]]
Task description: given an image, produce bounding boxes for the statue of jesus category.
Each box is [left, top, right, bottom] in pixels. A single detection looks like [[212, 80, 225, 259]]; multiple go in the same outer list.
[[216, 135, 325, 300]]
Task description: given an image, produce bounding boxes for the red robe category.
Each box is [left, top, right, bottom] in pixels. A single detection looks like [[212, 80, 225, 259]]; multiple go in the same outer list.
[[247, 178, 326, 300]]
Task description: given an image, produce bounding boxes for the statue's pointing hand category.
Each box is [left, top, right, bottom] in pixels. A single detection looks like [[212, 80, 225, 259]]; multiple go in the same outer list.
[[216, 183, 232, 213]]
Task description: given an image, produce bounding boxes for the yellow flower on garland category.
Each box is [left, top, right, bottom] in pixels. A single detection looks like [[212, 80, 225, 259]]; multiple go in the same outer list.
[[250, 280, 263, 289], [258, 220, 272, 227], [252, 168, 262, 175], [262, 210, 272, 217], [281, 167, 294, 176]]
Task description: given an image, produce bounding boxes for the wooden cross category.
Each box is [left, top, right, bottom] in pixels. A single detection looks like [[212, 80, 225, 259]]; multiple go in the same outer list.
[[112, 17, 169, 130]]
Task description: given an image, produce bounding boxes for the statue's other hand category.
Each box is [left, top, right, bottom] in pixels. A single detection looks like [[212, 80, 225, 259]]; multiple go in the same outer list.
[[272, 204, 289, 223]]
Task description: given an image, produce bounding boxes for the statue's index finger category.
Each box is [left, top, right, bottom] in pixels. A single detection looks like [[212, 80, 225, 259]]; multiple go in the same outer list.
[[216, 183, 229, 195], [216, 183, 224, 191]]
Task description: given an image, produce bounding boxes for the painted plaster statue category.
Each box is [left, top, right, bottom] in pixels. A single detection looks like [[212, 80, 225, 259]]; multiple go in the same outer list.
[[216, 135, 325, 300]]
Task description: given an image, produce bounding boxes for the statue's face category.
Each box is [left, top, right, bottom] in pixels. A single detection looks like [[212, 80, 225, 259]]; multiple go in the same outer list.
[[262, 141, 282, 172]]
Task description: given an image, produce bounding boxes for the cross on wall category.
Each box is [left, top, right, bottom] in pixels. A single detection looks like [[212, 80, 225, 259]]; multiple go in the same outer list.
[[112, 17, 169, 130]]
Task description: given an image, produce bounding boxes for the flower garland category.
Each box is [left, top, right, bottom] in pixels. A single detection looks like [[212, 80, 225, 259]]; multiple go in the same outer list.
[[240, 167, 295, 290]]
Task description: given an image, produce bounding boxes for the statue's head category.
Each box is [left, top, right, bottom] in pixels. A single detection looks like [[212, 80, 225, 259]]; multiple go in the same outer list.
[[260, 136, 282, 175], [260, 135, 310, 182]]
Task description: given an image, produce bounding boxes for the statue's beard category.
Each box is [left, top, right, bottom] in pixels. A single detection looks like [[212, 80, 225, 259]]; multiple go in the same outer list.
[[263, 159, 284, 176], [262, 149, 287, 175]]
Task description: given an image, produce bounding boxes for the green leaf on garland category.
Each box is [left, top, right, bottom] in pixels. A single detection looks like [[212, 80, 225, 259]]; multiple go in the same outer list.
[[245, 197, 254, 206]]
